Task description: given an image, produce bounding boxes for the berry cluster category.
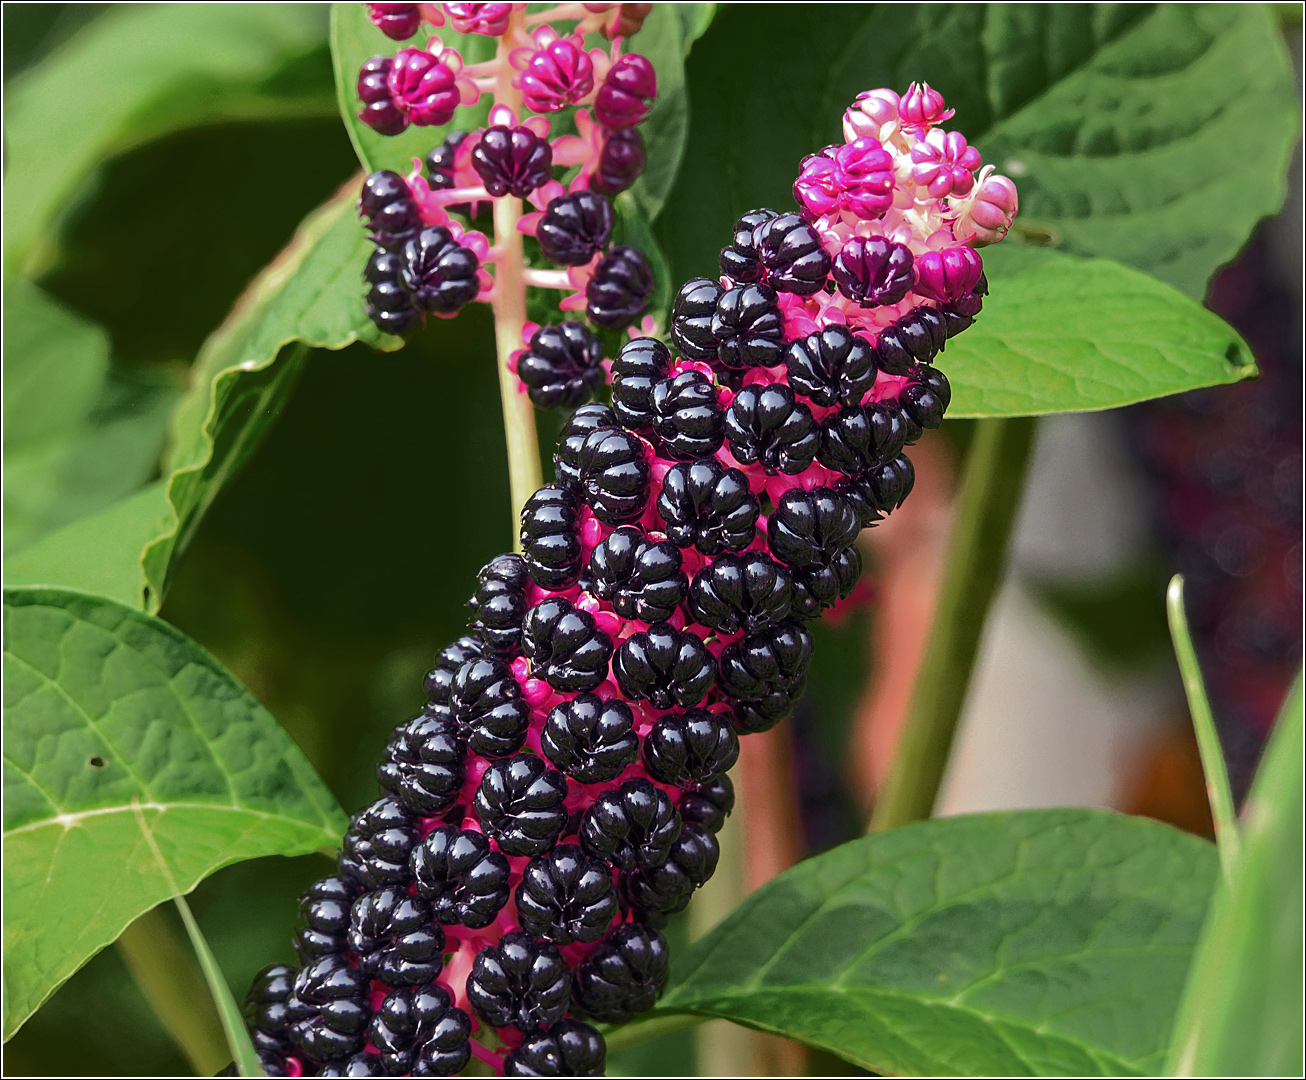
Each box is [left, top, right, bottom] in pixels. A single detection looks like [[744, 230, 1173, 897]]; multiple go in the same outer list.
[[246, 77, 1015, 1077], [355, 2, 659, 357]]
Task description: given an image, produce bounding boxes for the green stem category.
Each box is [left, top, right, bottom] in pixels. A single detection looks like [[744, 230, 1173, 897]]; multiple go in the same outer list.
[[603, 1012, 706, 1052], [869, 415, 1039, 833], [1166, 574, 1240, 877]]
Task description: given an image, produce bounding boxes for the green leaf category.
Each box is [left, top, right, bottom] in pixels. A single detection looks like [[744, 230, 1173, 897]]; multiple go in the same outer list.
[[642, 808, 1217, 1077], [141, 182, 402, 610], [4, 2, 336, 276], [941, 247, 1256, 417], [658, 4, 1297, 298], [1, 586, 347, 1041], [1167, 674, 1304, 1077]]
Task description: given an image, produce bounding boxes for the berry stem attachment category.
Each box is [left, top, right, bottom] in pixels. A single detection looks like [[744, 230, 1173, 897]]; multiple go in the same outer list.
[[489, 6, 543, 543], [868, 416, 1038, 833]]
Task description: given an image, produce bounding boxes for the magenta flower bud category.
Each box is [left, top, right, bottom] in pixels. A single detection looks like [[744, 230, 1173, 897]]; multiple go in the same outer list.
[[357, 56, 407, 135], [961, 173, 1020, 245], [793, 138, 894, 221], [899, 81, 953, 128], [594, 54, 657, 130], [387, 48, 461, 127], [910, 130, 983, 199], [519, 34, 594, 113], [585, 2, 654, 39], [832, 237, 914, 308], [443, 2, 515, 36], [913, 245, 984, 303], [368, 3, 422, 40], [843, 88, 899, 141]]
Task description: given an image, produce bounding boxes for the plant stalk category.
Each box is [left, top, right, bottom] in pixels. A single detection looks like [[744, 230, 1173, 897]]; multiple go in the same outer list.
[[869, 415, 1039, 833], [490, 8, 543, 545]]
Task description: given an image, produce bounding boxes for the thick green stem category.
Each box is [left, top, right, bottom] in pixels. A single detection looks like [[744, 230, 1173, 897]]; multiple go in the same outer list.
[[490, 10, 543, 544], [869, 415, 1039, 833]]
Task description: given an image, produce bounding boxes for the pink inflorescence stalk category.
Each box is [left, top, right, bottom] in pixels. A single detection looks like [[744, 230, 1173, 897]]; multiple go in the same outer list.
[[242, 67, 1017, 1079]]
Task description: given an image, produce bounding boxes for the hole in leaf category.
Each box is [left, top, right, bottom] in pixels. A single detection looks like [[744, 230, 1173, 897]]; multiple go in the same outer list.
[[88, 755, 108, 769]]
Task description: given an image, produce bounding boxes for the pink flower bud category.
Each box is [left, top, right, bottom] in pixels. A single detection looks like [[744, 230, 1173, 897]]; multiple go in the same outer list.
[[843, 88, 899, 141], [517, 33, 594, 112], [910, 129, 983, 198], [388, 48, 461, 126], [368, 3, 422, 40], [793, 138, 895, 222], [443, 2, 515, 36], [899, 81, 954, 128], [961, 173, 1020, 245], [594, 54, 657, 130], [913, 245, 984, 302]]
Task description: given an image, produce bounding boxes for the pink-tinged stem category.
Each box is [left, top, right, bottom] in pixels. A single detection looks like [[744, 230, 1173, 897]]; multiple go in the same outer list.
[[522, 267, 574, 290], [468, 1038, 506, 1070]]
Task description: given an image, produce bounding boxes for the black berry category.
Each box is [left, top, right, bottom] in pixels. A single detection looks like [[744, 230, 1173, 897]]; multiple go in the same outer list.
[[574, 923, 669, 1024], [678, 775, 735, 834], [613, 622, 715, 708], [474, 755, 569, 857], [502, 1018, 606, 1077], [650, 370, 725, 459], [516, 844, 619, 945], [571, 426, 649, 525], [468, 553, 530, 654], [842, 453, 916, 527], [424, 129, 468, 189], [717, 619, 813, 732], [586, 245, 653, 330], [642, 709, 739, 787], [295, 876, 360, 964], [411, 825, 511, 929], [585, 526, 686, 623], [712, 283, 785, 369], [369, 981, 471, 1076], [244, 964, 296, 1059], [817, 402, 909, 475], [657, 459, 760, 555], [579, 778, 680, 869], [522, 598, 613, 693], [751, 212, 831, 295], [611, 336, 671, 432], [785, 325, 877, 408], [364, 249, 420, 336], [554, 403, 619, 487], [520, 485, 583, 589], [399, 226, 481, 315], [472, 124, 553, 198], [767, 487, 862, 618], [671, 278, 723, 362], [424, 636, 484, 713], [718, 208, 778, 284], [899, 363, 951, 430], [541, 693, 639, 784], [517, 321, 606, 410], [349, 887, 445, 986], [377, 713, 465, 815], [339, 797, 419, 887], [623, 822, 720, 925], [591, 127, 646, 196], [723, 383, 818, 474], [537, 191, 614, 266], [451, 656, 532, 757], [875, 306, 948, 375], [467, 932, 572, 1031], [285, 955, 370, 1063], [360, 170, 420, 252], [687, 551, 791, 634]]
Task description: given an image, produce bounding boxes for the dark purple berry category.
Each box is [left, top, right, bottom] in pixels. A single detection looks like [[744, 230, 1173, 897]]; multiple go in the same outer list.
[[657, 459, 759, 555], [688, 551, 792, 634], [712, 282, 785, 369], [451, 656, 532, 757], [671, 278, 723, 362], [522, 597, 613, 693], [423, 636, 484, 712], [537, 191, 614, 266], [554, 403, 619, 487], [285, 955, 370, 1063], [474, 755, 569, 857], [832, 236, 914, 307], [767, 487, 862, 618], [244, 964, 297, 1059], [650, 370, 724, 459], [623, 822, 719, 926], [586, 245, 653, 329], [611, 336, 671, 432], [517, 321, 606, 410], [723, 384, 818, 474], [591, 127, 646, 196], [718, 209, 778, 284], [502, 1018, 606, 1077], [817, 402, 909, 475], [516, 844, 619, 945], [399, 225, 480, 315], [717, 620, 813, 732], [317, 1053, 385, 1078], [349, 887, 445, 986], [369, 981, 471, 1077], [368, 4, 422, 41], [875, 306, 948, 375], [899, 363, 951, 430], [678, 775, 735, 834], [585, 526, 686, 623], [571, 426, 649, 525], [411, 826, 511, 929], [425, 129, 468, 188], [574, 924, 669, 1024], [785, 325, 877, 408], [376, 713, 465, 815], [360, 170, 420, 251], [467, 932, 572, 1031], [843, 453, 915, 527], [295, 876, 360, 964], [541, 693, 639, 784], [642, 709, 738, 787], [593, 53, 656, 129], [468, 553, 529, 654], [613, 622, 715, 708], [520, 485, 583, 589], [579, 778, 680, 870], [364, 249, 421, 336], [357, 57, 405, 135], [339, 797, 419, 887], [752, 212, 831, 294], [472, 124, 553, 198]]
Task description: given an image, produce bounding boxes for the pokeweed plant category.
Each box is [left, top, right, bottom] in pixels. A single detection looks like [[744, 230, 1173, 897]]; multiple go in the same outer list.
[[1, 3, 1298, 1079]]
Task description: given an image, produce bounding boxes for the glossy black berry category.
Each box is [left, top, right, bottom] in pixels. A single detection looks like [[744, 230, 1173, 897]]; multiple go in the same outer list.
[[537, 191, 614, 266], [541, 693, 639, 784], [349, 887, 445, 986], [671, 278, 723, 362], [752, 212, 831, 295], [364, 249, 421, 336], [585, 526, 686, 623], [295, 876, 360, 964], [554, 403, 619, 487], [717, 619, 814, 732], [424, 129, 468, 188], [574, 923, 669, 1024], [339, 797, 419, 887], [475, 755, 569, 857], [468, 553, 529, 654], [411, 825, 511, 929], [370, 981, 472, 1077], [657, 459, 760, 555], [285, 954, 370, 1062], [424, 635, 484, 712], [718, 208, 777, 283], [472, 124, 553, 197], [939, 275, 986, 335], [467, 932, 572, 1031], [520, 485, 583, 589], [571, 426, 649, 525], [502, 1018, 606, 1077], [678, 775, 735, 834], [579, 778, 680, 870], [875, 306, 948, 375], [899, 363, 951, 430], [818, 402, 909, 476], [244, 964, 296, 1058], [591, 127, 646, 196], [586, 245, 653, 329], [399, 226, 481, 315], [360, 170, 420, 251], [842, 452, 916, 527], [650, 370, 724, 459], [724, 384, 818, 474], [712, 283, 785, 369], [687, 551, 791, 634], [623, 822, 720, 926], [785, 325, 877, 408], [610, 336, 671, 432], [451, 656, 532, 757], [522, 598, 613, 693], [613, 622, 715, 708], [377, 713, 465, 815], [516, 844, 619, 945], [768, 487, 861, 617], [357, 57, 404, 136], [642, 709, 739, 787], [317, 1051, 386, 1077], [517, 321, 606, 410], [832, 236, 914, 307]]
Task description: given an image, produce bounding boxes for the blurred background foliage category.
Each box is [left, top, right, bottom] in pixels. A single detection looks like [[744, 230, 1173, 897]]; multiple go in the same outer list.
[[2, 3, 1299, 1076]]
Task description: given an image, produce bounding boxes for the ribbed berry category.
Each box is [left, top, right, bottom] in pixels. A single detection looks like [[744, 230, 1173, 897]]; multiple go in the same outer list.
[[832, 236, 914, 307], [593, 53, 656, 129], [677, 775, 735, 834], [591, 127, 646, 196], [586, 245, 653, 329], [468, 553, 529, 654], [369, 982, 471, 1076], [349, 887, 445, 986], [444, 2, 514, 36], [473, 125, 553, 198], [516, 844, 619, 945], [585, 526, 686, 623], [244, 964, 296, 1059], [723, 384, 818, 474], [571, 426, 649, 525], [339, 797, 419, 886], [360, 170, 420, 251], [357, 57, 405, 135], [451, 656, 532, 756], [364, 249, 421, 336], [425, 129, 468, 188], [399, 226, 481, 315], [541, 693, 638, 783], [285, 955, 370, 1063], [657, 459, 759, 555], [579, 778, 680, 869], [717, 620, 814, 732], [520, 485, 583, 589], [474, 755, 569, 857], [295, 876, 360, 964], [752, 212, 832, 295], [522, 598, 613, 692], [317, 1053, 385, 1078], [642, 709, 739, 787], [818, 402, 908, 476], [377, 713, 465, 814], [768, 487, 861, 618], [517, 321, 605, 410], [424, 635, 484, 712], [519, 33, 594, 113], [650, 370, 724, 460], [688, 551, 792, 634], [712, 283, 785, 369], [574, 924, 669, 1024], [467, 932, 572, 1031], [623, 822, 720, 925], [554, 403, 618, 487], [785, 325, 877, 408], [875, 306, 948, 375], [611, 337, 670, 432], [670, 278, 723, 362], [613, 622, 715, 708], [411, 826, 511, 928], [537, 191, 613, 266], [899, 363, 951, 430], [388, 48, 460, 127], [368, 4, 421, 40], [843, 453, 915, 527], [718, 209, 778, 284], [502, 1018, 606, 1077]]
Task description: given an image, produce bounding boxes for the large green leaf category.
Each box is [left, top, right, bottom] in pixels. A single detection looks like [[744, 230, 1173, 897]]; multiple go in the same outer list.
[[1167, 675, 1304, 1077], [942, 247, 1256, 417], [3, 3, 336, 276], [641, 809, 1217, 1076], [658, 4, 1297, 299], [140, 182, 402, 609], [2, 586, 347, 1040]]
